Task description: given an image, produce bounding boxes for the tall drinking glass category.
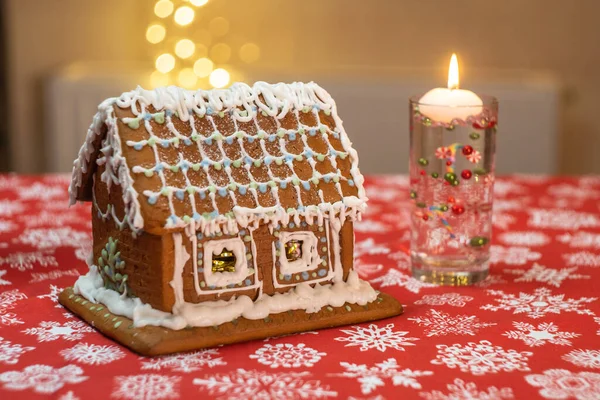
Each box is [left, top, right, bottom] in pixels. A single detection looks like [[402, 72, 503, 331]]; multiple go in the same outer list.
[[409, 95, 498, 285]]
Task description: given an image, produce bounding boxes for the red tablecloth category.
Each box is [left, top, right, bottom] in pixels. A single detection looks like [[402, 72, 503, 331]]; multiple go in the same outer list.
[[0, 174, 599, 400]]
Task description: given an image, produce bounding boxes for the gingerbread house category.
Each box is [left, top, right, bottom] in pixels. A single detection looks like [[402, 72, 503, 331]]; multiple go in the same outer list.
[[60, 82, 402, 355]]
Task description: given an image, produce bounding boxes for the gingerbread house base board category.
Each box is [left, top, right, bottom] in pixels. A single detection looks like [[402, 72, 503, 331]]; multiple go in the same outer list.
[[59, 287, 403, 356]]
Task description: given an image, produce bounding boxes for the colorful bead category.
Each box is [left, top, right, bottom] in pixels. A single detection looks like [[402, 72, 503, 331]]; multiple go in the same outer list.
[[440, 204, 449, 212], [469, 236, 489, 247], [451, 179, 460, 187], [431, 172, 439, 178], [444, 172, 457, 183], [410, 191, 417, 199], [422, 215, 429, 221], [418, 158, 428, 166], [462, 145, 474, 156], [461, 169, 473, 180], [474, 168, 487, 176], [469, 132, 480, 140], [451, 204, 465, 215]]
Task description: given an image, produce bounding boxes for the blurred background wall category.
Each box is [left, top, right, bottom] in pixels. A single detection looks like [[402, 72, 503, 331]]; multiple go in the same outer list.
[[2, 0, 599, 174]]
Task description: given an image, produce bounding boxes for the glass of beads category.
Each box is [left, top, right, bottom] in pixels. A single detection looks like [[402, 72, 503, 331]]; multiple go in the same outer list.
[[409, 95, 498, 285]]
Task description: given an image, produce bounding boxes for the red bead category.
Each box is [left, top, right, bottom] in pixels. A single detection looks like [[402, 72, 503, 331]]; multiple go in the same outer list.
[[447, 196, 455, 203], [444, 180, 450, 186], [446, 160, 452, 166], [422, 215, 429, 221], [462, 145, 473, 156], [489, 120, 497, 129], [420, 170, 426, 176], [451, 204, 465, 215], [461, 169, 473, 180]]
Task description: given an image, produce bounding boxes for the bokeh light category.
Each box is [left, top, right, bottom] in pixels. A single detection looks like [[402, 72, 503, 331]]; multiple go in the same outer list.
[[175, 39, 195, 59], [150, 71, 171, 88], [178, 68, 198, 88], [195, 44, 208, 58], [210, 43, 231, 63], [209, 68, 230, 88], [190, 0, 209, 6], [174, 6, 195, 26], [146, 24, 166, 44], [154, 0, 174, 18], [239, 43, 260, 63], [209, 17, 230, 37], [193, 57, 214, 78], [156, 53, 176, 73]]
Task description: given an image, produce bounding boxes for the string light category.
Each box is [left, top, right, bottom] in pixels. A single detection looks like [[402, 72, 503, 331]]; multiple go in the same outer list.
[[190, 0, 209, 6], [209, 68, 230, 88], [146, 24, 166, 44], [174, 6, 195, 26], [156, 53, 176, 73], [154, 0, 174, 18], [193, 57, 214, 77], [175, 39, 195, 59]]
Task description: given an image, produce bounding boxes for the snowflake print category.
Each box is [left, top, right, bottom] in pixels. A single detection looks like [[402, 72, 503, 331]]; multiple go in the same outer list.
[[498, 231, 550, 247], [415, 293, 473, 307], [482, 288, 596, 319], [547, 183, 600, 199], [563, 251, 600, 267], [193, 369, 337, 399], [493, 180, 525, 197], [37, 284, 63, 307], [0, 336, 34, 365], [332, 358, 433, 395], [408, 309, 496, 337], [388, 250, 411, 270], [59, 391, 80, 400], [503, 322, 579, 347], [367, 188, 406, 202], [596, 317, 600, 336], [334, 323, 418, 352], [419, 378, 514, 400], [370, 269, 435, 293], [141, 349, 226, 373], [475, 274, 508, 287], [60, 343, 125, 365], [432, 340, 532, 375], [29, 268, 80, 283], [0, 200, 24, 217], [0, 364, 87, 394], [557, 232, 600, 249], [0, 289, 27, 326], [505, 264, 590, 287], [112, 374, 181, 400], [494, 198, 530, 212], [466, 150, 481, 163], [525, 369, 600, 400], [563, 349, 600, 369], [250, 343, 326, 368], [18, 182, 67, 200], [354, 261, 384, 278], [20, 210, 86, 228], [22, 321, 94, 342], [354, 220, 391, 233], [0, 220, 17, 233], [490, 245, 541, 265], [492, 212, 516, 230], [0, 175, 23, 191], [381, 209, 411, 229], [0, 251, 58, 271], [354, 238, 391, 257], [528, 208, 600, 230], [0, 270, 10, 286], [17, 227, 91, 249]]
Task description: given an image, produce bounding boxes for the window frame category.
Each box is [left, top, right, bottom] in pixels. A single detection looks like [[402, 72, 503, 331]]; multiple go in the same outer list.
[[278, 231, 321, 275], [203, 237, 248, 287]]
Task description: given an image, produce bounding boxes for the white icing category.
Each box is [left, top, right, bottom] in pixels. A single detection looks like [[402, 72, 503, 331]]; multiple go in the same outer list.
[[74, 266, 376, 329], [202, 237, 250, 287], [170, 232, 189, 307], [277, 231, 320, 274]]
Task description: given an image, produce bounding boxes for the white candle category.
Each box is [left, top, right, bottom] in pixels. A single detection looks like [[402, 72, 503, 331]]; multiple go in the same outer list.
[[419, 54, 483, 124]]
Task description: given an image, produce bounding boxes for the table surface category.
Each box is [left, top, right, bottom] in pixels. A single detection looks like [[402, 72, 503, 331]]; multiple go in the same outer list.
[[0, 174, 599, 400]]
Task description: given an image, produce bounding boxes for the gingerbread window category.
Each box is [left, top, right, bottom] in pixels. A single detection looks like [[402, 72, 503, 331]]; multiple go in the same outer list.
[[203, 238, 248, 287], [278, 231, 320, 275]]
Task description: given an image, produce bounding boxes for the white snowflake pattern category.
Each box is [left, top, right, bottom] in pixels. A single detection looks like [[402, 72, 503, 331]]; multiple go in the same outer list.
[[17, 227, 91, 249], [141, 349, 226, 373], [0, 364, 87, 394], [490, 245, 541, 265], [380, 209, 412, 230], [332, 358, 433, 395], [563, 349, 600, 369], [408, 309, 496, 337], [503, 322, 579, 347], [557, 232, 600, 249], [354, 220, 391, 233], [494, 198, 530, 212], [19, 210, 86, 228], [432, 340, 532, 375], [419, 378, 514, 400], [0, 251, 58, 271], [415, 293, 473, 307], [58, 390, 80, 400], [388, 250, 411, 270], [492, 212, 517, 230], [539, 196, 585, 209], [193, 369, 337, 399], [18, 182, 67, 201], [37, 284, 63, 307], [0, 175, 23, 191], [60, 342, 125, 365], [112, 374, 181, 400], [528, 209, 600, 230], [22, 321, 94, 342], [596, 317, 600, 336], [335, 323, 418, 352], [525, 369, 600, 399], [0, 220, 17, 233], [494, 180, 525, 197], [368, 188, 406, 202], [0, 336, 34, 365], [547, 183, 600, 199], [474, 274, 508, 287], [563, 251, 600, 267], [250, 343, 326, 368], [355, 238, 391, 257], [0, 270, 10, 286], [505, 263, 590, 287], [0, 200, 24, 217], [354, 261, 384, 278], [0, 289, 27, 326], [369, 269, 435, 293], [498, 231, 550, 247], [482, 288, 596, 319], [29, 268, 81, 283]]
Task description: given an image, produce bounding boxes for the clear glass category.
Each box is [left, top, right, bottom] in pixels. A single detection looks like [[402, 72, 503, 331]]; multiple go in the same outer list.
[[409, 95, 498, 285]]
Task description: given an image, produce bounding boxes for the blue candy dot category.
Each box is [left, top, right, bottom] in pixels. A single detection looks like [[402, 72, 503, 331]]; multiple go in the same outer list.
[[205, 138, 213, 145], [321, 237, 327, 243], [279, 181, 287, 189], [175, 190, 185, 200], [226, 137, 234, 144], [161, 140, 169, 148], [284, 274, 291, 281], [134, 143, 143, 151], [259, 184, 267, 193], [184, 138, 192, 146], [264, 156, 273, 165], [323, 176, 331, 183], [247, 136, 255, 143], [348, 179, 355, 186], [239, 186, 247, 195], [143, 113, 151, 121], [197, 267, 204, 273], [148, 196, 157, 205], [301, 271, 309, 280], [318, 269, 327, 277], [218, 188, 227, 197], [268, 135, 276, 142], [289, 133, 296, 140], [244, 279, 252, 286], [309, 129, 317, 136], [224, 159, 231, 168], [289, 222, 295, 228], [199, 191, 206, 199], [302, 181, 310, 190]]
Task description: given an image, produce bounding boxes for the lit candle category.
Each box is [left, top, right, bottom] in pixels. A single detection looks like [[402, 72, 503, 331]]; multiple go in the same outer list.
[[418, 54, 483, 124]]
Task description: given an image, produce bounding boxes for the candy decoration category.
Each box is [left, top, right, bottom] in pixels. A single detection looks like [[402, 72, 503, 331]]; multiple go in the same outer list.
[[427, 205, 455, 238], [416, 202, 427, 208], [422, 215, 429, 221], [447, 196, 455, 203], [474, 167, 487, 175], [440, 204, 449, 212], [466, 150, 482, 163], [469, 132, 480, 140], [469, 236, 489, 247], [431, 172, 439, 178], [446, 160, 452, 166], [418, 158, 429, 166], [462, 145, 473, 156], [461, 169, 473, 180], [410, 191, 417, 199], [444, 172, 457, 183], [451, 179, 460, 187], [451, 204, 465, 215], [435, 147, 452, 160], [420, 170, 426, 176]]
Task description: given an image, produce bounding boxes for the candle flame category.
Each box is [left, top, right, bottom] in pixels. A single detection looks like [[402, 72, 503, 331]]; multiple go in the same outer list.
[[448, 53, 459, 90]]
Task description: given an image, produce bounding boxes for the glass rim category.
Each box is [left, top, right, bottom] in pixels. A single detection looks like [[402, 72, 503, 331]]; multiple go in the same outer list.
[[410, 93, 498, 108]]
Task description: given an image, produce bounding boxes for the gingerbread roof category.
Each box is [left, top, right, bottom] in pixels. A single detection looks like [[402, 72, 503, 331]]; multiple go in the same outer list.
[[69, 82, 367, 236]]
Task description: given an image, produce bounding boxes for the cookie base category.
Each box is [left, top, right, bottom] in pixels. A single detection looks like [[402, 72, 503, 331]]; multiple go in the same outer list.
[[58, 287, 403, 356]]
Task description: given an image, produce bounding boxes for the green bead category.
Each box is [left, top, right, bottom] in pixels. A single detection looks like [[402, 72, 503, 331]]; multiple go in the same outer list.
[[153, 112, 165, 124], [423, 117, 432, 126], [474, 168, 487, 176], [144, 170, 153, 178], [444, 172, 457, 182], [416, 202, 427, 208], [451, 179, 460, 186], [410, 191, 417, 199], [440, 204, 449, 212], [192, 163, 201, 171], [232, 160, 241, 168], [431, 172, 439, 178], [470, 132, 481, 140], [418, 158, 429, 166], [126, 118, 139, 129], [469, 236, 489, 247]]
